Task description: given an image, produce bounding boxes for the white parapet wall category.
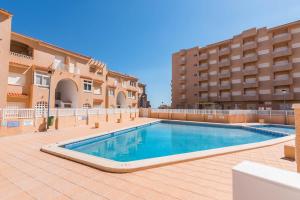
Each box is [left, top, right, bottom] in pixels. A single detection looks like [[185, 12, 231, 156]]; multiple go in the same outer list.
[[233, 161, 300, 200]]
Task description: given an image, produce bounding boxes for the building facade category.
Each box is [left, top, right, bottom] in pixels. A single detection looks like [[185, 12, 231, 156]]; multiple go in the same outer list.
[[172, 20, 300, 110], [0, 9, 148, 110]]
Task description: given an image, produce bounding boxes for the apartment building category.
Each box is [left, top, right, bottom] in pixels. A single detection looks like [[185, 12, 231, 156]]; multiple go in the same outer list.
[[0, 9, 149, 109], [172, 20, 300, 110]]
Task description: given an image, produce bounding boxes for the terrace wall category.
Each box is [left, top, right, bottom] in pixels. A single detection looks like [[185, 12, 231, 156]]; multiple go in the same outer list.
[[145, 109, 294, 125]]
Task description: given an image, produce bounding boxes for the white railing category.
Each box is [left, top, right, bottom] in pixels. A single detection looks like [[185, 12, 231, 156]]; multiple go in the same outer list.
[[0, 108, 139, 120], [150, 109, 294, 116]]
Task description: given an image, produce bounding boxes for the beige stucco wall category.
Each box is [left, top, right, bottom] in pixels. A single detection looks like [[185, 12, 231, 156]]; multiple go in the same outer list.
[[0, 12, 12, 108]]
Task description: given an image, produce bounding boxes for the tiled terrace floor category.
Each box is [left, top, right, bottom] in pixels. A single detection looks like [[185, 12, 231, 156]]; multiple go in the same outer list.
[[0, 118, 296, 200]]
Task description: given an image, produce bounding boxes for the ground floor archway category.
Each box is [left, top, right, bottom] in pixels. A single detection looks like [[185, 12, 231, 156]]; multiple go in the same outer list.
[[55, 79, 78, 108], [116, 91, 126, 108]]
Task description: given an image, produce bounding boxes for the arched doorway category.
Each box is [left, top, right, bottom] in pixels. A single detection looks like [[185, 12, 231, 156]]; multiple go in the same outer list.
[[55, 79, 78, 108], [116, 92, 126, 108]]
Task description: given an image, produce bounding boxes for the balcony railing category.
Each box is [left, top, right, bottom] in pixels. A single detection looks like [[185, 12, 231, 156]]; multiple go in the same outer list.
[[273, 78, 293, 86], [218, 60, 230, 67], [243, 54, 258, 63], [272, 93, 294, 100], [199, 85, 208, 91], [199, 53, 208, 61], [243, 82, 258, 88], [218, 71, 231, 78], [272, 48, 292, 58], [219, 48, 230, 56], [272, 33, 292, 44], [198, 63, 209, 71], [243, 42, 257, 51], [219, 84, 231, 90], [273, 62, 292, 72], [10, 51, 33, 60], [242, 68, 258, 75], [53, 63, 80, 74], [243, 94, 259, 101], [199, 75, 208, 81]]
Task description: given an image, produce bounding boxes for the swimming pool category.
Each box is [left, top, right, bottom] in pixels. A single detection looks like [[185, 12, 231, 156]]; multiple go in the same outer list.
[[42, 120, 293, 172], [63, 121, 284, 162], [250, 124, 295, 135]]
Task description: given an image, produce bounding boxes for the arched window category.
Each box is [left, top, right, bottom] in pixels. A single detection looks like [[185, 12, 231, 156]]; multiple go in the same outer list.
[[35, 101, 48, 116], [83, 103, 91, 109]]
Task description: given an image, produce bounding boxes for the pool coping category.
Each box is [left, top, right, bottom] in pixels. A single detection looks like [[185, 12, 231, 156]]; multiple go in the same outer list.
[[40, 120, 295, 173]]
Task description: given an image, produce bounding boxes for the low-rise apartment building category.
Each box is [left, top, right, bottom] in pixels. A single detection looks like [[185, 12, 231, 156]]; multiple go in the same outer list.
[[172, 19, 300, 109], [0, 9, 149, 109]]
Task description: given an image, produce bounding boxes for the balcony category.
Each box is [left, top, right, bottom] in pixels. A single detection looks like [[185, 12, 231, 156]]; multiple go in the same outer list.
[[272, 33, 292, 44], [219, 48, 230, 56], [199, 75, 208, 81], [272, 48, 292, 58], [7, 84, 29, 98], [243, 94, 259, 101], [53, 63, 80, 74], [179, 67, 186, 75], [219, 84, 231, 90], [199, 85, 208, 91], [243, 54, 258, 63], [218, 71, 231, 79], [209, 96, 219, 102], [180, 58, 186, 65], [242, 28, 257, 38], [199, 53, 208, 61], [272, 93, 294, 100], [242, 68, 258, 76], [180, 97, 187, 103], [219, 96, 232, 102], [179, 50, 186, 56], [273, 79, 293, 86], [180, 87, 186, 93], [179, 77, 186, 83], [9, 51, 34, 66], [198, 63, 209, 71], [218, 60, 231, 67], [243, 82, 258, 88], [243, 42, 257, 51], [199, 96, 209, 102], [272, 63, 292, 72]]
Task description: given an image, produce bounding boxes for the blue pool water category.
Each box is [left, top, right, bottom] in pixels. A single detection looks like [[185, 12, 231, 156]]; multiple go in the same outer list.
[[63, 121, 284, 162], [250, 125, 295, 134]]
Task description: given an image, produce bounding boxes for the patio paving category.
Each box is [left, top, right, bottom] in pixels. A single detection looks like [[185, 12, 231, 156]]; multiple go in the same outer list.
[[0, 118, 296, 200]]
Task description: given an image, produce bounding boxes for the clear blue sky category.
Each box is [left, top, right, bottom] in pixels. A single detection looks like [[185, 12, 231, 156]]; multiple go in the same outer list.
[[3, 0, 300, 107]]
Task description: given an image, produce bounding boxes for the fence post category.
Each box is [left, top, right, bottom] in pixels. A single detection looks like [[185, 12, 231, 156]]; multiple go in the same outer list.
[[33, 108, 36, 127], [74, 109, 77, 127], [86, 108, 89, 125], [2, 109, 6, 128]]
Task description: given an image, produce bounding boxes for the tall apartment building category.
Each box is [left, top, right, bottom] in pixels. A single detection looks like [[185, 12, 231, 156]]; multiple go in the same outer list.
[[0, 9, 149, 109], [172, 20, 300, 110]]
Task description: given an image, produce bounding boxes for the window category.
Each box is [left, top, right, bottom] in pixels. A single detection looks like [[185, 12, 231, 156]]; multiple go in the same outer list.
[[108, 88, 115, 96], [122, 81, 127, 87], [129, 81, 136, 87], [128, 91, 136, 99], [114, 79, 118, 86], [83, 103, 91, 109], [83, 80, 92, 92], [34, 72, 50, 87]]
